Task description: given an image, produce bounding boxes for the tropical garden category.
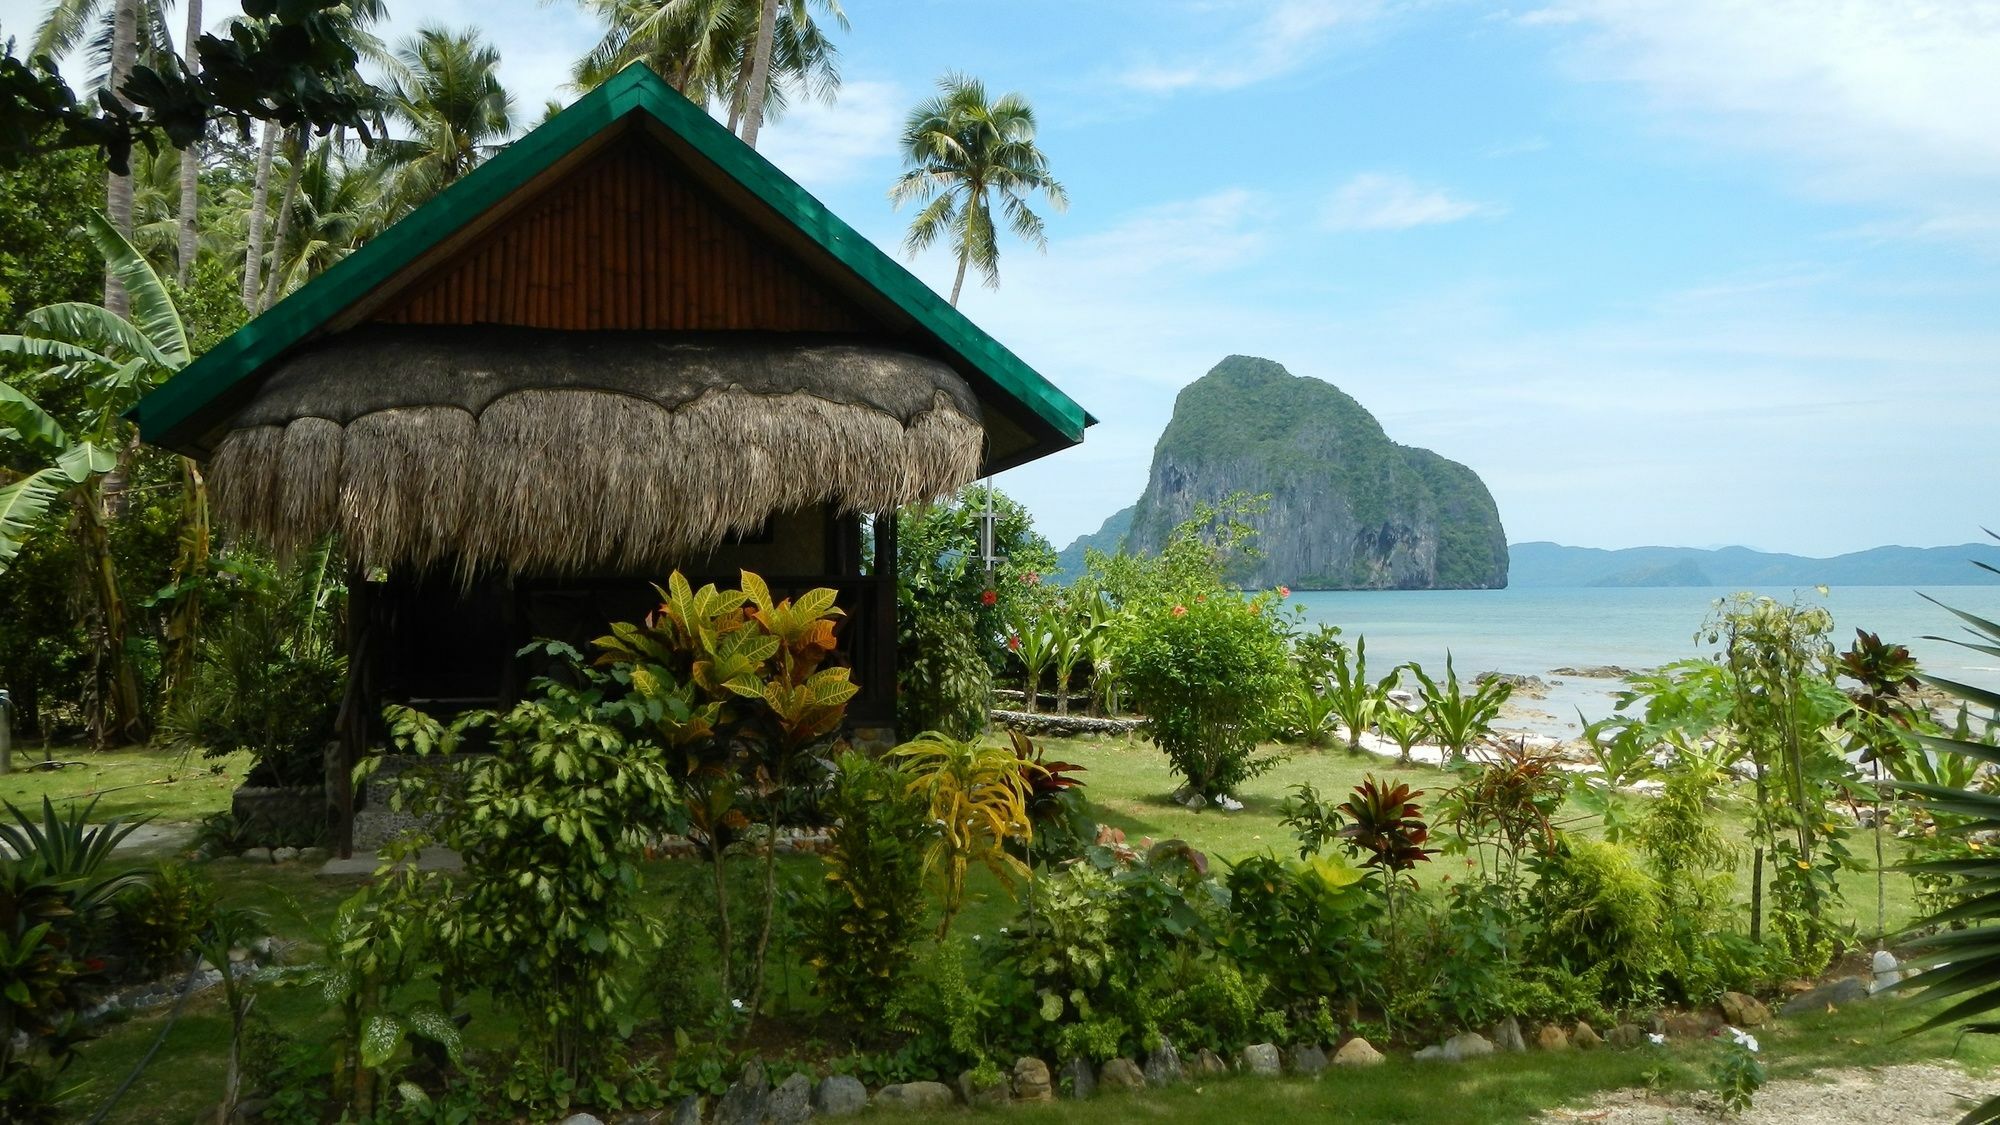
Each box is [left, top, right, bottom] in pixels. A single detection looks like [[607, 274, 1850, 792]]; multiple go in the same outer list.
[[1, 2, 1999, 1124]]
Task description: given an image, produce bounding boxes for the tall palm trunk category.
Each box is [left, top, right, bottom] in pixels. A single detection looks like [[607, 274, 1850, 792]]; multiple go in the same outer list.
[[76, 479, 147, 746], [240, 121, 278, 310], [102, 0, 139, 316], [174, 0, 203, 286], [259, 130, 306, 311], [738, 0, 780, 148], [948, 252, 968, 307]]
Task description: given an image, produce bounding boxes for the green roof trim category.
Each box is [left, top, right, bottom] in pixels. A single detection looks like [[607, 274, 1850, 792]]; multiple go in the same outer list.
[[132, 65, 1092, 455]]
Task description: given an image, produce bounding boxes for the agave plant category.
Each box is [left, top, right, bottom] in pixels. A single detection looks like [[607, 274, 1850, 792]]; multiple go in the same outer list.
[[1891, 585, 2000, 1125], [1412, 654, 1512, 766]]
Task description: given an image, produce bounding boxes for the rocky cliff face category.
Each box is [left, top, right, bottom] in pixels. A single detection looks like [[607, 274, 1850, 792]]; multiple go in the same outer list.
[[1120, 356, 1508, 590]]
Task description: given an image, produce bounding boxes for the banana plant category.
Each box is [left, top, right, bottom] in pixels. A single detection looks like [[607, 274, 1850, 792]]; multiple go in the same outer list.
[[0, 211, 196, 744]]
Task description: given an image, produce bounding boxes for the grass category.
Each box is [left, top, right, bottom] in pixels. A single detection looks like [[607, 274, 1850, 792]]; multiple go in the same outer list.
[[2, 746, 251, 824], [24, 732, 1987, 1123]]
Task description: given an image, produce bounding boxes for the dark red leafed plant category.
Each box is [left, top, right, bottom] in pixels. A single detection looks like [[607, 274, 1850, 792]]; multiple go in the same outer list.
[[1008, 729, 1093, 864], [1338, 777, 1435, 874]]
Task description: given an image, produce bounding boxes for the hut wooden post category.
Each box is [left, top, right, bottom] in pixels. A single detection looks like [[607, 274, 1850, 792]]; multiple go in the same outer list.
[[330, 564, 374, 858], [872, 510, 898, 731]]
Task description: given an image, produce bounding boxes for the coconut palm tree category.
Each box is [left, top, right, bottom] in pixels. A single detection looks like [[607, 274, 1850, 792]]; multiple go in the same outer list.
[[890, 73, 1066, 307], [175, 0, 203, 285], [376, 24, 515, 217], [266, 140, 387, 298], [0, 213, 194, 744], [567, 0, 843, 138], [34, 0, 179, 312], [738, 0, 778, 147]]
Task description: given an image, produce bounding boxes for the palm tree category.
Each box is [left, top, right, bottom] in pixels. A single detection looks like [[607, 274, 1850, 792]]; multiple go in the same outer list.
[[738, 0, 778, 147], [267, 140, 387, 297], [890, 73, 1066, 307], [0, 213, 194, 744], [175, 0, 203, 286], [377, 25, 515, 216], [567, 0, 844, 138], [34, 0, 179, 313]]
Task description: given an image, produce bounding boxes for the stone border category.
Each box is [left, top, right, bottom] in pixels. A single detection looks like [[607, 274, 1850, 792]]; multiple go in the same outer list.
[[989, 710, 1144, 739]]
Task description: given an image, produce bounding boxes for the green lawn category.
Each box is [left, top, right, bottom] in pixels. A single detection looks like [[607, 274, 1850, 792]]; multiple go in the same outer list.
[[2, 746, 251, 824]]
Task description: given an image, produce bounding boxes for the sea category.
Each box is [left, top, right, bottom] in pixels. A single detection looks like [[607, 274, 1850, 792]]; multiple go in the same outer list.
[[1287, 585, 2000, 740]]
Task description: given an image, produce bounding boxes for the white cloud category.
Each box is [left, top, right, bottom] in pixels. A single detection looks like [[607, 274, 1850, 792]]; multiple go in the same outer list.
[[1320, 173, 1497, 231], [756, 79, 904, 189], [1117, 0, 1390, 94], [1524, 0, 2000, 244]]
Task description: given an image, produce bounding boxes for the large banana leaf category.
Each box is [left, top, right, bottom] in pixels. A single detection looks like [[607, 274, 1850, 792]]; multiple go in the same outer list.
[[0, 467, 69, 571], [0, 333, 113, 371], [85, 210, 189, 366], [0, 382, 70, 458], [55, 440, 117, 483], [20, 302, 177, 371]]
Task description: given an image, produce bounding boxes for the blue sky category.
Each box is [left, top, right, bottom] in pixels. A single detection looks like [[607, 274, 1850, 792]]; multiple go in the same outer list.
[[11, 0, 2000, 555]]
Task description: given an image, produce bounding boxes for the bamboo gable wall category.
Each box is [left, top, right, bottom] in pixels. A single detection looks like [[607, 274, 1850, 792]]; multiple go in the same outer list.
[[371, 144, 877, 333]]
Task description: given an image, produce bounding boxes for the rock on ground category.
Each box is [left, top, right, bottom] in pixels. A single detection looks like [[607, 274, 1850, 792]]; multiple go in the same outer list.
[[1574, 1022, 1603, 1050], [1098, 1057, 1146, 1092], [1442, 1032, 1495, 1062], [1536, 1024, 1570, 1051], [813, 1075, 867, 1117], [767, 1072, 812, 1124], [1288, 1043, 1329, 1075], [1058, 1058, 1096, 1099], [874, 1082, 955, 1111], [959, 1068, 1009, 1108], [1144, 1039, 1183, 1086], [1493, 1017, 1527, 1053], [1012, 1057, 1053, 1102], [669, 1095, 702, 1125], [1721, 991, 1771, 1028], [713, 1062, 768, 1125], [1536, 1063, 1981, 1124], [1781, 977, 1869, 1016], [1193, 1048, 1228, 1077], [1334, 1038, 1385, 1067], [1239, 1043, 1282, 1077]]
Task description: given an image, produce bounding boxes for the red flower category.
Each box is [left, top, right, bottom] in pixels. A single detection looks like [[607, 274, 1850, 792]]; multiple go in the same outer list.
[[1278, 585, 1291, 598], [980, 589, 998, 606], [1171, 605, 1188, 617], [1021, 571, 1042, 586], [1195, 594, 1207, 603], [1007, 633, 1022, 652]]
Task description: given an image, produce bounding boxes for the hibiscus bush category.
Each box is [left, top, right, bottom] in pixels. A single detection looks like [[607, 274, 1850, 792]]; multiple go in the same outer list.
[[1115, 591, 1290, 798]]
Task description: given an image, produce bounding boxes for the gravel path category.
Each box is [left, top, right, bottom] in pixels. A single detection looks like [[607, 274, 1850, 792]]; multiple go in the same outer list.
[[1540, 1063, 1990, 1124]]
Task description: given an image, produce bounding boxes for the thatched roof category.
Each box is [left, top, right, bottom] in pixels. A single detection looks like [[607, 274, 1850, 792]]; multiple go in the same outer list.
[[210, 326, 985, 575]]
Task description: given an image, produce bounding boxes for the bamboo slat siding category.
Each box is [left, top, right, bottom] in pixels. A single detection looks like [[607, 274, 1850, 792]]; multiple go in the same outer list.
[[374, 145, 875, 333]]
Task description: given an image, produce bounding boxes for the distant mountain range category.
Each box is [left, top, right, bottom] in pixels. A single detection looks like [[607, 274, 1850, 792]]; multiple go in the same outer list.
[[1509, 541, 2000, 588]]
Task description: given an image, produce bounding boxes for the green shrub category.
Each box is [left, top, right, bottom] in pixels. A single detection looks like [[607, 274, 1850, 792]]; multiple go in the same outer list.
[[1115, 592, 1290, 796], [808, 752, 933, 1027], [111, 861, 218, 981], [1222, 850, 1380, 1013], [896, 601, 992, 739], [1531, 839, 1663, 1004]]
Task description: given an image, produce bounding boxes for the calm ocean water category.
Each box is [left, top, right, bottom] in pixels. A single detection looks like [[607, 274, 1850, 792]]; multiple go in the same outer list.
[[1287, 586, 2000, 738]]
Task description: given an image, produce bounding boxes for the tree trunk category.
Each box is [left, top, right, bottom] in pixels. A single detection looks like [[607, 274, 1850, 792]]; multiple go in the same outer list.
[[738, 0, 780, 148], [102, 0, 139, 317], [949, 252, 969, 307], [160, 459, 209, 709], [175, 0, 203, 287], [240, 121, 278, 310], [259, 130, 306, 311], [75, 480, 148, 746]]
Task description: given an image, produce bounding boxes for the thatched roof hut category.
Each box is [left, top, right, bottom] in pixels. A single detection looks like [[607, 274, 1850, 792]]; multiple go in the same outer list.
[[132, 65, 1091, 851]]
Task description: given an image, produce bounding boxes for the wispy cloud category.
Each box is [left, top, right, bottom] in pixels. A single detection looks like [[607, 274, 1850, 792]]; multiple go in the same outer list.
[[1522, 0, 2000, 246], [1320, 173, 1498, 231], [1117, 0, 1390, 94], [757, 79, 904, 188]]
